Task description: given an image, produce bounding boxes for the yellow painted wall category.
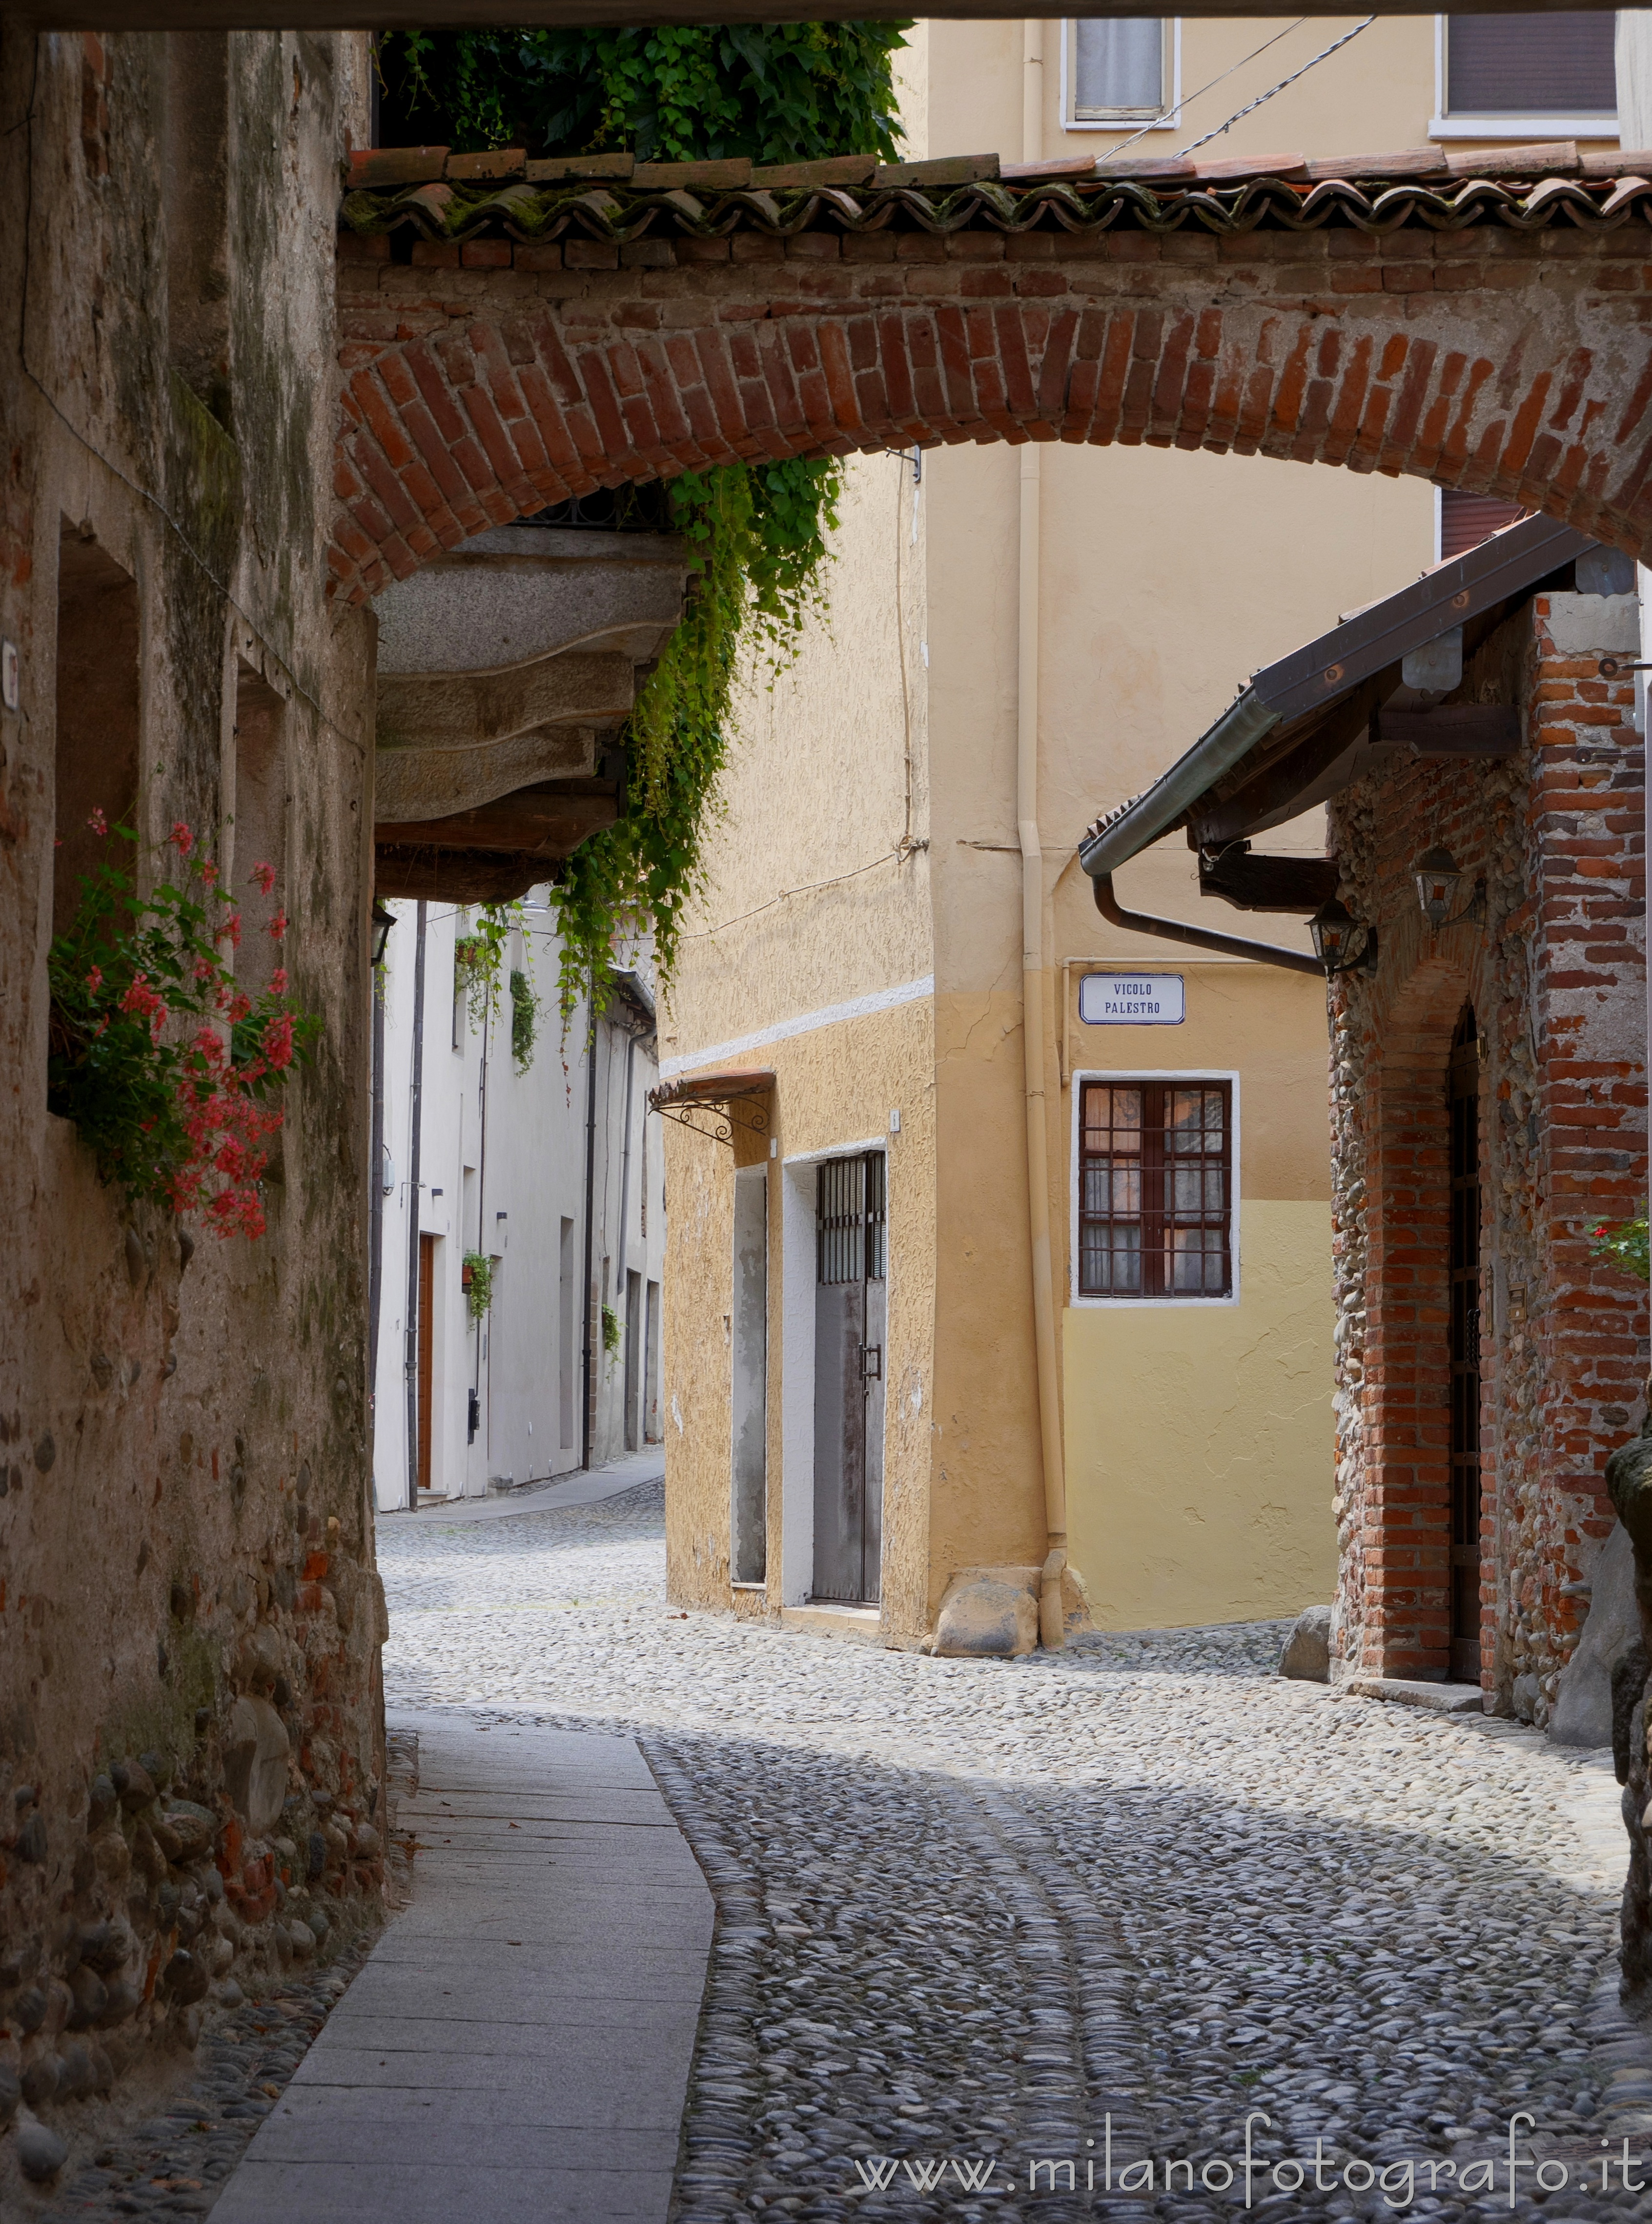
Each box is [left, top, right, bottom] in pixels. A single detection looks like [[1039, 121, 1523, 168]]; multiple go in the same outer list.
[[1061, 965, 1337, 1628]]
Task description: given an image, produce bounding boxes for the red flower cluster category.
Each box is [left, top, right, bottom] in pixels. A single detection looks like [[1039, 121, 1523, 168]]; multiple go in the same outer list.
[[167, 1026, 286, 1240]]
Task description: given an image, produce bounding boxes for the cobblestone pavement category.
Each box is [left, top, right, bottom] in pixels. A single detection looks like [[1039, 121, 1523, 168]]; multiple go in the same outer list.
[[15, 1947, 371, 2221], [373, 1480, 1651, 2223]]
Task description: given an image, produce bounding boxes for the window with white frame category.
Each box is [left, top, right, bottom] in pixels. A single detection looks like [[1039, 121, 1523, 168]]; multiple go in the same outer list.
[[1077, 1079, 1233, 1298], [1067, 18, 1174, 125], [1435, 11, 1615, 135]]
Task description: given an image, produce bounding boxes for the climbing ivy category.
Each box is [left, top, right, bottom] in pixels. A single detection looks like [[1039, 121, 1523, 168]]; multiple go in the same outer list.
[[508, 967, 540, 1075], [375, 26, 898, 1023], [549, 459, 839, 1022], [376, 23, 908, 167]]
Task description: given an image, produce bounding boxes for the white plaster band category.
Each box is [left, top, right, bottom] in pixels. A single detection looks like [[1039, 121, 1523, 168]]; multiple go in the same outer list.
[[660, 974, 935, 1078]]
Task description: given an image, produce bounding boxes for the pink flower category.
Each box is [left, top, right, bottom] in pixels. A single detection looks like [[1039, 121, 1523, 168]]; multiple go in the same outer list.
[[262, 1011, 295, 1071], [87, 807, 107, 836], [250, 862, 276, 896], [270, 967, 289, 996], [218, 913, 242, 949], [267, 910, 287, 943], [169, 823, 193, 858], [84, 965, 103, 993], [201, 862, 220, 886]]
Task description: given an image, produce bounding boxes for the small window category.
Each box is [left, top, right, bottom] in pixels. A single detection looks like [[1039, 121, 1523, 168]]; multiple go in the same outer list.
[[1078, 1080, 1232, 1298], [1069, 18, 1171, 123], [1441, 11, 1615, 123]]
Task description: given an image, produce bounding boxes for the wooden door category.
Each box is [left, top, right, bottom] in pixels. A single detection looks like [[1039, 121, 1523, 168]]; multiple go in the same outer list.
[[1448, 1010, 1483, 1683], [812, 1153, 886, 1604], [417, 1233, 435, 1493]]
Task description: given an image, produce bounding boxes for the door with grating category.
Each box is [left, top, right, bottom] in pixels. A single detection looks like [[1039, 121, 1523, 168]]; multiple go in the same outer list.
[[1448, 1010, 1484, 1685], [813, 1153, 887, 1603]]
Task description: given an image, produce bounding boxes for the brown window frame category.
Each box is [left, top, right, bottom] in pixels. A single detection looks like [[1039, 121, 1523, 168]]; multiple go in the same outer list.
[[1076, 1077, 1234, 1301]]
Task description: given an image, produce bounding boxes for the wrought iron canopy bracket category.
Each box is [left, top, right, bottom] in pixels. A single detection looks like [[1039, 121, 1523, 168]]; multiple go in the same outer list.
[[647, 1074, 772, 1149]]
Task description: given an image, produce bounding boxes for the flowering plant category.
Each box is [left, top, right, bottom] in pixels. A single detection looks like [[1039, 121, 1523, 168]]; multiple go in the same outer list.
[[1590, 1210, 1650, 1284], [46, 816, 322, 1239]]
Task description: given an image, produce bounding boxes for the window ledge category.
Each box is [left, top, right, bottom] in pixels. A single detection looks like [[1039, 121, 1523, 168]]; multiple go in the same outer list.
[[1428, 115, 1618, 142], [1064, 115, 1178, 134]]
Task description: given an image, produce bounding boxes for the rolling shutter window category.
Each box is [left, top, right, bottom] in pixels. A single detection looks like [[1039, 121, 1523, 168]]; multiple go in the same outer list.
[[1439, 491, 1527, 560], [1073, 19, 1167, 118], [1444, 12, 1616, 114]]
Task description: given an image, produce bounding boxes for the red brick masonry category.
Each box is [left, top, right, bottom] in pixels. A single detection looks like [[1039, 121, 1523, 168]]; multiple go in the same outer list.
[[332, 162, 1652, 600], [1328, 595, 1647, 1710]]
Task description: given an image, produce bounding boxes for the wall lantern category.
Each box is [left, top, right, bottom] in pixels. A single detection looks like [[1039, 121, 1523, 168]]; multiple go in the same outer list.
[[371, 900, 395, 967], [1309, 898, 1378, 979], [1411, 845, 1485, 931]]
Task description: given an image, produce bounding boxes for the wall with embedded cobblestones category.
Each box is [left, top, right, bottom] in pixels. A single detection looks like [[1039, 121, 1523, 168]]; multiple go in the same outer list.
[[0, 25, 386, 2168], [1327, 590, 1647, 1710]]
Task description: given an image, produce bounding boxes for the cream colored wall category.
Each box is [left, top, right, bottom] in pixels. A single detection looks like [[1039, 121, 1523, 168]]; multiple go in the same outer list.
[[917, 17, 1446, 1627], [661, 451, 936, 1634]]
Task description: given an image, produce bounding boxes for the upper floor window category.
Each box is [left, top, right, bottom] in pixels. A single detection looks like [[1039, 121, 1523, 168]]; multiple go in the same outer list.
[[1077, 1079, 1233, 1300], [1067, 18, 1175, 126], [1436, 11, 1616, 134]]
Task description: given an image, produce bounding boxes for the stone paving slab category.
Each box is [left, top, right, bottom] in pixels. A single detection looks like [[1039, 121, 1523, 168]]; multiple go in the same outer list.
[[210, 1712, 713, 2224]]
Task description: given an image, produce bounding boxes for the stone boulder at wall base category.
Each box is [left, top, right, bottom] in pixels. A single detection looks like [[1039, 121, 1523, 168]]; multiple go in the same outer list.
[[933, 1568, 1040, 1658], [223, 1696, 291, 1836], [1279, 1605, 1332, 1683], [1551, 1524, 1639, 1748]]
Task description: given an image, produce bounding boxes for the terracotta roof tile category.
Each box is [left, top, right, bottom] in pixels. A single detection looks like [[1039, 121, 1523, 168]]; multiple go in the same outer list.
[[339, 144, 1652, 250]]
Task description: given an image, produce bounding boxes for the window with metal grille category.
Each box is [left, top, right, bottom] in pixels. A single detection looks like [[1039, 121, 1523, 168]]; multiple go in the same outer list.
[[1069, 18, 1171, 121], [816, 1153, 886, 1285], [1443, 12, 1615, 117], [1078, 1081, 1232, 1298]]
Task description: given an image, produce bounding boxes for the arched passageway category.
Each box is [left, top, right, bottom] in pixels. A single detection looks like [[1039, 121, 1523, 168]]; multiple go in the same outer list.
[[333, 154, 1652, 599]]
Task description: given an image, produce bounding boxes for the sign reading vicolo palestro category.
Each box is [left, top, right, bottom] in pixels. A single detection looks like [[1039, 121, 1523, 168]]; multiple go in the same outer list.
[[1079, 973, 1185, 1025]]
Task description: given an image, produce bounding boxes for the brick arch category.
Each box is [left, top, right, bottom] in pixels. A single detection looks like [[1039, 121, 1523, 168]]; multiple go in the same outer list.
[[332, 215, 1652, 600]]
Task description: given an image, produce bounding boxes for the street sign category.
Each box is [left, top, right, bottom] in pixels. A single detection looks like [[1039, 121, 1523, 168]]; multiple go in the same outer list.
[[1079, 972, 1185, 1025]]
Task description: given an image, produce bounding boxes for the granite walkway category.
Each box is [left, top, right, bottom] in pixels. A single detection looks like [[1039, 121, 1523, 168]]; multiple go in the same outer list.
[[209, 1709, 713, 2224]]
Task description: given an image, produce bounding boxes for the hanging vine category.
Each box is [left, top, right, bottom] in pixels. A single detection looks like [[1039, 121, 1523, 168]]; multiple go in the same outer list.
[[374, 24, 902, 1021]]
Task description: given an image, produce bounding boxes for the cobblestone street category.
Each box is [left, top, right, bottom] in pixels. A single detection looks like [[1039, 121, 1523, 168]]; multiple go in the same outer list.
[[374, 1480, 1645, 2222]]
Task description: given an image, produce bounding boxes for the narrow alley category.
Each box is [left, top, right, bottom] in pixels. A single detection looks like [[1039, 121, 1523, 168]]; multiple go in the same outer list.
[[357, 1482, 1635, 2221]]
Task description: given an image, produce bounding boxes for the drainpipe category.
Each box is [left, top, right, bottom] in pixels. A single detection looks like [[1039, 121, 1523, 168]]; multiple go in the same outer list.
[[402, 899, 428, 1509], [368, 951, 386, 1400], [1019, 18, 1066, 1653], [580, 1001, 600, 1472], [613, 1031, 637, 1299]]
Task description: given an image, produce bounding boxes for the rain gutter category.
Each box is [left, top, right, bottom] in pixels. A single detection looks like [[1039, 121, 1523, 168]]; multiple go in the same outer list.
[[1074, 513, 1591, 972]]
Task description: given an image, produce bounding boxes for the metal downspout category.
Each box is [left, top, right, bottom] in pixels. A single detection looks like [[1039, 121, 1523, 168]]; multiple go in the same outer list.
[[368, 952, 386, 1407], [1092, 870, 1326, 976], [1020, 18, 1066, 1652], [402, 899, 427, 1509], [580, 1003, 600, 1473]]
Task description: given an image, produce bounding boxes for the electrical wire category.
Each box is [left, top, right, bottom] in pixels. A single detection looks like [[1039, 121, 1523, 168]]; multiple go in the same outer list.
[[1098, 20, 1308, 166], [1176, 17, 1377, 159]]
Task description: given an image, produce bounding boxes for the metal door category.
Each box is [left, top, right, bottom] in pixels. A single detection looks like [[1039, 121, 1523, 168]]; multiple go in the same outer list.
[[813, 1153, 886, 1603]]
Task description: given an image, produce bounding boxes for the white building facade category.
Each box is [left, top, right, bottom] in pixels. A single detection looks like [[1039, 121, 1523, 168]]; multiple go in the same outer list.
[[369, 894, 664, 1509]]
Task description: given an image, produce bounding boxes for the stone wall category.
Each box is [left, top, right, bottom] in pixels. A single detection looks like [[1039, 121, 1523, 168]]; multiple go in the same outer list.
[[1327, 590, 1647, 1709], [0, 26, 384, 2158]]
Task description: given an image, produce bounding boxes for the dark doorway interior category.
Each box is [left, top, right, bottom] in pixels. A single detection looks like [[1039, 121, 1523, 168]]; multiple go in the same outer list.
[[417, 1233, 436, 1494], [1448, 1008, 1483, 1684], [813, 1153, 887, 1604]]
